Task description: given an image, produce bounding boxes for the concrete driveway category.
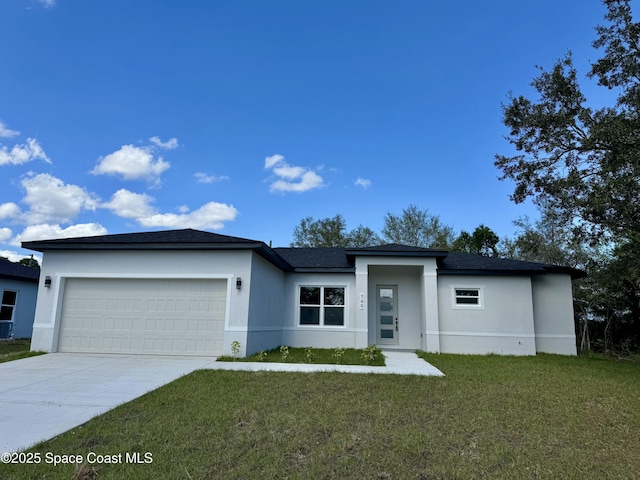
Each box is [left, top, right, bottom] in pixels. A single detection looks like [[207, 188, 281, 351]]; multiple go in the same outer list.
[[0, 353, 218, 453]]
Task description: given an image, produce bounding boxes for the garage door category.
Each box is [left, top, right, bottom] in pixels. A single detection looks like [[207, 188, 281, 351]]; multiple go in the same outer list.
[[58, 278, 226, 356]]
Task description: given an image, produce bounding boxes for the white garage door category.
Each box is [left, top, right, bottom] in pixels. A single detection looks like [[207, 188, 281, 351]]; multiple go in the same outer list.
[[58, 278, 227, 356]]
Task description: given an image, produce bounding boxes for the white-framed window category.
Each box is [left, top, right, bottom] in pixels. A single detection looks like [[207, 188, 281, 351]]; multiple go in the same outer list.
[[451, 286, 483, 309], [299, 286, 345, 326], [0, 290, 18, 321]]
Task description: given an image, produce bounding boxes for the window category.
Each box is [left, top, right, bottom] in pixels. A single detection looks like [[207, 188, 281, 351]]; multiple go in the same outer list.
[[299, 286, 345, 326], [452, 286, 483, 309], [0, 290, 17, 321]]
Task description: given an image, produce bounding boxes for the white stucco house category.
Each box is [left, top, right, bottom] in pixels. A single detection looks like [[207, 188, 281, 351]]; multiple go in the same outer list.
[[23, 228, 585, 357]]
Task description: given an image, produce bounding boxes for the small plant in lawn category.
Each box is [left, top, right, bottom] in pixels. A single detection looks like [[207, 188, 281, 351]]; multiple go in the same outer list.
[[257, 350, 267, 362], [305, 348, 314, 363], [360, 344, 380, 365], [280, 345, 289, 362], [73, 463, 98, 480], [230, 341, 241, 360], [333, 347, 345, 364]]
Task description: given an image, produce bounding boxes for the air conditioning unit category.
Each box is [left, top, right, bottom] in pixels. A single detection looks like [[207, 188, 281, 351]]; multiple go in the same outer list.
[[0, 321, 13, 340]]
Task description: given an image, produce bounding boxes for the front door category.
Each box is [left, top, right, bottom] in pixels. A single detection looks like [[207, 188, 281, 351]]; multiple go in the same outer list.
[[376, 285, 398, 346]]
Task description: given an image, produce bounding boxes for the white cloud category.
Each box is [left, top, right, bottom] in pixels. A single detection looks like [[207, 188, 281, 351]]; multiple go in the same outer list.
[[20, 173, 99, 225], [264, 154, 324, 193], [103, 188, 238, 230], [91, 144, 170, 185], [102, 189, 155, 219], [0, 228, 12, 242], [39, 0, 56, 7], [0, 138, 51, 166], [355, 177, 372, 189], [12, 223, 107, 246], [194, 172, 229, 184], [0, 121, 19, 138], [273, 164, 305, 180], [270, 171, 324, 193], [0, 249, 41, 264], [264, 154, 285, 169], [0, 202, 21, 220], [149, 136, 179, 150], [0, 174, 98, 226], [138, 202, 238, 229]]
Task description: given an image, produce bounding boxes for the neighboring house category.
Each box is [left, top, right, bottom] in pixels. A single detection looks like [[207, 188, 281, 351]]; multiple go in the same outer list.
[[0, 259, 40, 340], [23, 229, 585, 357]]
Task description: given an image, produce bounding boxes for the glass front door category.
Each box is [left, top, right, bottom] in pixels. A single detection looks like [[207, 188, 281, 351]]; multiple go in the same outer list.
[[376, 285, 398, 346]]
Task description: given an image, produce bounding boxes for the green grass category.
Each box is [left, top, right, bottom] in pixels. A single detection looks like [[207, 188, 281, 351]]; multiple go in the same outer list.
[[219, 345, 385, 366], [0, 338, 44, 363], [1, 354, 639, 479]]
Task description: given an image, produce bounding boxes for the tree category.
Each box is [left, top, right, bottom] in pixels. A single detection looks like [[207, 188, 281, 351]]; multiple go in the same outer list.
[[452, 225, 500, 256], [347, 225, 383, 248], [19, 256, 40, 270], [495, 0, 640, 350], [500, 201, 589, 267], [382, 204, 455, 249], [290, 215, 381, 247]]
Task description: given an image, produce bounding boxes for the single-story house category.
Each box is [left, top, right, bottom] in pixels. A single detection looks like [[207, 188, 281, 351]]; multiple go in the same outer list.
[[0, 258, 40, 339], [23, 228, 585, 357]]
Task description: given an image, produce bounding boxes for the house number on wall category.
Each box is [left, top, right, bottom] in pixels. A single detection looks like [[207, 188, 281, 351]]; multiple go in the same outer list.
[[359, 293, 365, 310]]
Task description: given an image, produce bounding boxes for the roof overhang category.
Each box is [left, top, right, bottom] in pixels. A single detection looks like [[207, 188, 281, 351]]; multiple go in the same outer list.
[[345, 247, 448, 262], [438, 266, 586, 280], [22, 239, 293, 272], [0, 273, 39, 283]]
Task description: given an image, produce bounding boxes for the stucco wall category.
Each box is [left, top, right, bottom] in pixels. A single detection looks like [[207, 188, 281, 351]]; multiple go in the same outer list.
[[245, 253, 285, 355], [30, 250, 252, 353], [437, 275, 537, 355], [281, 272, 357, 349], [0, 279, 38, 339], [531, 274, 577, 355]]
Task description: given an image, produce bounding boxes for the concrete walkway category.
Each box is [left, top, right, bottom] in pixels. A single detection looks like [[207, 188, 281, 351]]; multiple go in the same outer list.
[[209, 350, 445, 376], [0, 351, 442, 453]]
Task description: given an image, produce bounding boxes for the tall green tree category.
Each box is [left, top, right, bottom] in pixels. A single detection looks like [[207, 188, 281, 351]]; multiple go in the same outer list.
[[452, 225, 500, 256], [495, 0, 640, 348], [291, 215, 381, 248], [382, 204, 455, 249], [19, 256, 40, 270]]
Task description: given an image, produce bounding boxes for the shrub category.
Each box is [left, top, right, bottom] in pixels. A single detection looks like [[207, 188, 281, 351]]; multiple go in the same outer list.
[[280, 345, 289, 362], [230, 341, 241, 360], [360, 344, 380, 365]]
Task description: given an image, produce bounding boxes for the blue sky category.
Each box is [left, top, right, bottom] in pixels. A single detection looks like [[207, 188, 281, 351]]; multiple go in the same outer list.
[[0, 0, 612, 261]]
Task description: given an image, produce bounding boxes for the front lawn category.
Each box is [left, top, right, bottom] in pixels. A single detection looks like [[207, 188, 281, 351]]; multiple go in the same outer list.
[[0, 339, 44, 363], [1, 354, 639, 479]]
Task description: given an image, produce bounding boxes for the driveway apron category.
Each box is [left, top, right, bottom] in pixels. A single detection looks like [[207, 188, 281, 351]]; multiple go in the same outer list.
[[0, 353, 218, 453]]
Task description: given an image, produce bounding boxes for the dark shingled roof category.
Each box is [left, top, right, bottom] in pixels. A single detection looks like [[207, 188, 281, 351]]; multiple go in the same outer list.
[[438, 252, 585, 278], [441, 252, 548, 273], [0, 259, 40, 283], [21, 228, 261, 249], [21, 229, 292, 271], [21, 229, 585, 278], [273, 248, 353, 272], [346, 243, 448, 258]]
